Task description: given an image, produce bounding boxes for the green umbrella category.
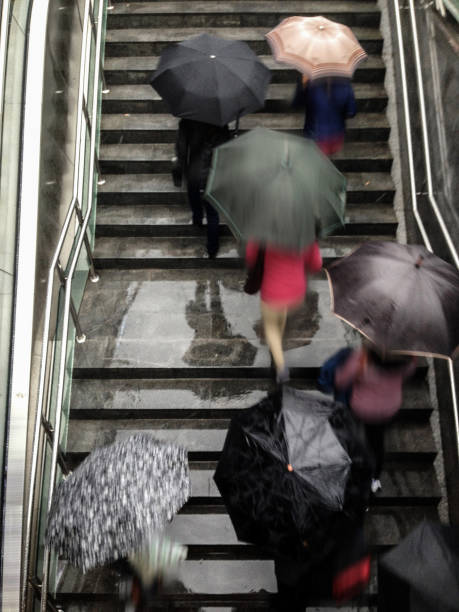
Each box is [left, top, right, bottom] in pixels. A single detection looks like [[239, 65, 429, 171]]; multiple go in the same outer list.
[[204, 127, 346, 250]]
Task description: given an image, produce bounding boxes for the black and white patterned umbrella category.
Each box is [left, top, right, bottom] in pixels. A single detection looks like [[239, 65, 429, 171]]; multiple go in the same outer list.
[[46, 434, 190, 572]]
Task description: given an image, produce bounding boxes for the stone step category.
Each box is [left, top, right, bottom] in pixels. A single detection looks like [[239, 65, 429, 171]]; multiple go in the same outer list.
[[96, 223, 396, 238], [72, 276, 372, 367], [107, 1, 380, 29], [57, 592, 375, 611], [95, 202, 397, 232], [70, 377, 431, 420], [109, 0, 379, 2], [95, 214, 396, 237], [102, 82, 388, 115], [97, 172, 395, 205], [104, 53, 385, 84], [57, 560, 378, 610], [92, 236, 394, 270], [62, 450, 441, 504], [99, 140, 392, 174], [105, 26, 384, 57], [100, 112, 390, 144], [192, 464, 441, 505], [66, 418, 437, 461]]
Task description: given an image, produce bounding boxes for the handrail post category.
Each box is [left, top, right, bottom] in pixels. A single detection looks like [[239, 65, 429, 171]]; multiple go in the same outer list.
[[74, 202, 100, 283]]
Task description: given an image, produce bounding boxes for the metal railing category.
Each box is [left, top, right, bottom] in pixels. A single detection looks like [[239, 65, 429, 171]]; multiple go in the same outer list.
[[393, 0, 459, 461], [21, 0, 107, 608]]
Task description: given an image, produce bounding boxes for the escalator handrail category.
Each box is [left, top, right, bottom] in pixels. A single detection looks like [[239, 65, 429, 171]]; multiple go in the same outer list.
[[393, 0, 459, 462], [2, 0, 52, 608]]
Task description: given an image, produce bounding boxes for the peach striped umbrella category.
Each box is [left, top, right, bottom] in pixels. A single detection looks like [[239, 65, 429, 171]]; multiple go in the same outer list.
[[266, 16, 367, 79]]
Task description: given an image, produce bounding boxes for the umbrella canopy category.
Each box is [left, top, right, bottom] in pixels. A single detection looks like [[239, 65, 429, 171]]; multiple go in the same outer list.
[[46, 434, 190, 572], [214, 387, 372, 561], [381, 521, 459, 611], [326, 241, 459, 358], [204, 127, 346, 250], [150, 33, 271, 126], [266, 16, 367, 79]]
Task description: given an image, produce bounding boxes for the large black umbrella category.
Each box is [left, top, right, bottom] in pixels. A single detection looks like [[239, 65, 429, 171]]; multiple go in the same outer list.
[[380, 521, 459, 611], [46, 434, 190, 572], [326, 241, 459, 358], [150, 33, 271, 126], [214, 387, 372, 562]]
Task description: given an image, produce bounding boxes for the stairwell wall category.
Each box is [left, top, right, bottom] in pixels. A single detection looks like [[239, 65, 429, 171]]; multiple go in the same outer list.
[[380, 0, 459, 524]]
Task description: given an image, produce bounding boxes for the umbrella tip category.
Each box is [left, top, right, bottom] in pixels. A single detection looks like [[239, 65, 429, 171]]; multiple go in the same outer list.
[[415, 255, 424, 268]]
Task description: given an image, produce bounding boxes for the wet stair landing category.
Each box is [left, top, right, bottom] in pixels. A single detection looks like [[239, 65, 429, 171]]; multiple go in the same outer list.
[[58, 1, 442, 610]]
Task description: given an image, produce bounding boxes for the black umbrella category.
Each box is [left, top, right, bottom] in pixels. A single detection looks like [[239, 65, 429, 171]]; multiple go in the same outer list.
[[380, 521, 459, 612], [326, 241, 459, 358], [150, 33, 271, 126], [46, 434, 190, 572], [214, 387, 372, 562]]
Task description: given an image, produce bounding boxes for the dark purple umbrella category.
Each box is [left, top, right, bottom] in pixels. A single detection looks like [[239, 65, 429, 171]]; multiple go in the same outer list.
[[326, 241, 459, 358]]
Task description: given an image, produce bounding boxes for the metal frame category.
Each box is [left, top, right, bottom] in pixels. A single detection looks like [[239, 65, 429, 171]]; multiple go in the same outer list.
[[2, 0, 51, 606], [393, 0, 459, 460], [39, 0, 105, 604], [20, 0, 106, 608]]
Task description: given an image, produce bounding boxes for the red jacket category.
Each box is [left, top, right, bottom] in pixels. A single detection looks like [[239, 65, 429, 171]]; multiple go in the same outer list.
[[246, 241, 322, 306]]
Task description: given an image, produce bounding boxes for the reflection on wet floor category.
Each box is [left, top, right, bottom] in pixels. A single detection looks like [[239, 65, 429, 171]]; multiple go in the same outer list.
[[75, 273, 353, 369], [184, 279, 257, 366]]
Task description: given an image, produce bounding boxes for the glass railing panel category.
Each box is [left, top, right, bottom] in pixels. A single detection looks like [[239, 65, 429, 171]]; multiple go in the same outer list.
[[17, 0, 107, 606]]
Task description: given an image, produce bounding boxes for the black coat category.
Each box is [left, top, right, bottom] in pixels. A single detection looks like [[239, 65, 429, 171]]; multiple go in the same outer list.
[[175, 119, 231, 189]]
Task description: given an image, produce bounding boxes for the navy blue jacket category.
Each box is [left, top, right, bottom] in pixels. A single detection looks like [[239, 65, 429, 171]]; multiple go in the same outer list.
[[292, 77, 357, 141], [317, 347, 353, 406]]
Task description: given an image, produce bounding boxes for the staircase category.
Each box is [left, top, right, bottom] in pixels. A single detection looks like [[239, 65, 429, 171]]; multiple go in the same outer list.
[[57, 1, 442, 610]]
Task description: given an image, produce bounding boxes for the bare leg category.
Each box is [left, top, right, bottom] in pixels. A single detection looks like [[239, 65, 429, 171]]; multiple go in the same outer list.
[[261, 302, 287, 371]]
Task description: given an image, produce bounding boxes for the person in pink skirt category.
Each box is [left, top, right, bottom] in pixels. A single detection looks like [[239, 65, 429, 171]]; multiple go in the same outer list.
[[334, 342, 416, 492], [246, 240, 323, 383]]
